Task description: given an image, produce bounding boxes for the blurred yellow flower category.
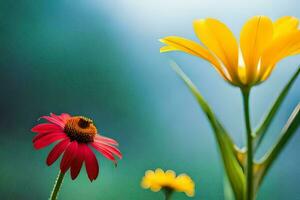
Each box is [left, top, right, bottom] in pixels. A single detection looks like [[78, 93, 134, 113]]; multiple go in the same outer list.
[[141, 168, 195, 197], [160, 16, 300, 87]]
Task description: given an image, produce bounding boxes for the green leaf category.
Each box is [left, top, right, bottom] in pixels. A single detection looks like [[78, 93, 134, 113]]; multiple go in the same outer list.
[[224, 174, 235, 200], [254, 103, 300, 189], [170, 61, 246, 200], [254, 66, 300, 150]]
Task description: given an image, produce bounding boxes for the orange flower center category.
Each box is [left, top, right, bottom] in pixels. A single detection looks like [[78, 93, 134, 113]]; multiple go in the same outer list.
[[64, 116, 97, 143]]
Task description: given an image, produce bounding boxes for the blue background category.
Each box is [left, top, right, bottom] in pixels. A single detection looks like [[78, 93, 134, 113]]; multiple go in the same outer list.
[[0, 0, 299, 199]]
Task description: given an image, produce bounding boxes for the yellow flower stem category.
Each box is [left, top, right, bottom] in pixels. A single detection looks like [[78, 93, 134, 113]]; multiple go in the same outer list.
[[49, 170, 65, 200], [242, 87, 254, 200], [163, 188, 173, 200]]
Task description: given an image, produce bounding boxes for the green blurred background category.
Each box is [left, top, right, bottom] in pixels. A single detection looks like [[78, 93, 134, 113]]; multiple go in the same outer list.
[[0, 0, 299, 199]]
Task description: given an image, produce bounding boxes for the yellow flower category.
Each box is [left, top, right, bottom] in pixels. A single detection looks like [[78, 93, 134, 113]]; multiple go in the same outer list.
[[141, 168, 195, 197], [160, 16, 300, 87]]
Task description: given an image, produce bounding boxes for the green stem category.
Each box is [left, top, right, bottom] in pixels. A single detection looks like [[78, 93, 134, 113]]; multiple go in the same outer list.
[[163, 188, 173, 200], [242, 88, 254, 200], [49, 171, 65, 200]]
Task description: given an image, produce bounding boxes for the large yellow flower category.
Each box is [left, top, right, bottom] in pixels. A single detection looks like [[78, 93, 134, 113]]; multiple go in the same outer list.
[[160, 16, 300, 87], [141, 168, 195, 197]]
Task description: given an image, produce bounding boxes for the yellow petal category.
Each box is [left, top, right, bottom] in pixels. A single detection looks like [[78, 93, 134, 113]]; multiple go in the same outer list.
[[260, 30, 300, 80], [150, 184, 161, 192], [165, 170, 176, 179], [160, 45, 178, 52], [292, 49, 300, 55], [193, 18, 239, 82], [160, 36, 231, 81], [141, 178, 151, 188], [186, 190, 195, 197], [240, 16, 273, 84], [159, 36, 220, 67], [260, 65, 274, 81], [273, 16, 299, 38], [155, 168, 164, 176]]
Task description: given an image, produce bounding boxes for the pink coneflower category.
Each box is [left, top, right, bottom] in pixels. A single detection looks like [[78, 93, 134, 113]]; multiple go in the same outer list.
[[31, 113, 122, 181]]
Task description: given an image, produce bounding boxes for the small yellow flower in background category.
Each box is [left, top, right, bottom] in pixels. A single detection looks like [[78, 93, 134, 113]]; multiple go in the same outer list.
[[141, 168, 195, 199], [160, 16, 300, 88]]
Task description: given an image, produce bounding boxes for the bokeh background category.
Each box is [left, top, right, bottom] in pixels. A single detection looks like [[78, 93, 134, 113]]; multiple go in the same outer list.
[[0, 0, 299, 199]]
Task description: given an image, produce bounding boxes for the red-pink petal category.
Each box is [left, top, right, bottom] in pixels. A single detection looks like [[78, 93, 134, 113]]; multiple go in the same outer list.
[[93, 142, 122, 159], [59, 113, 71, 123], [50, 113, 71, 124], [94, 135, 118, 145], [40, 116, 65, 128], [46, 138, 70, 166], [70, 143, 85, 180], [60, 141, 78, 173], [31, 123, 62, 133], [33, 131, 66, 143], [91, 143, 116, 162], [50, 113, 65, 122], [34, 133, 67, 149], [83, 145, 99, 181]]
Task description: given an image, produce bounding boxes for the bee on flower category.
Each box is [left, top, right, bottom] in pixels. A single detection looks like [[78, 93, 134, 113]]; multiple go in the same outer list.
[[141, 168, 195, 199], [31, 113, 122, 199]]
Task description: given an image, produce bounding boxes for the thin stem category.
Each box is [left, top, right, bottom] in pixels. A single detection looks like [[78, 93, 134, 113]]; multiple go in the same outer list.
[[49, 171, 65, 200], [163, 188, 173, 200], [242, 88, 254, 200]]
